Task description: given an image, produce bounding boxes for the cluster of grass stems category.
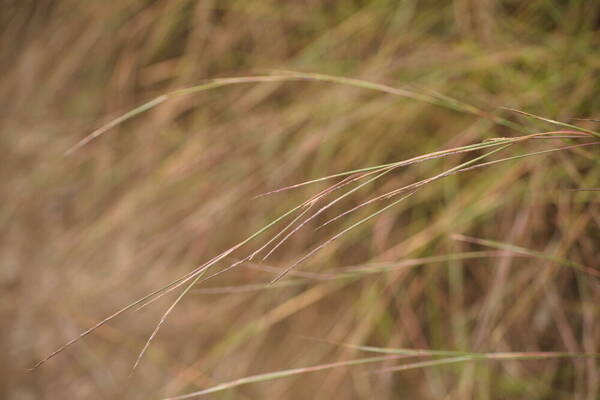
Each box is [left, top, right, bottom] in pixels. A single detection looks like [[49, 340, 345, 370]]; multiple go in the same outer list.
[[32, 72, 600, 399]]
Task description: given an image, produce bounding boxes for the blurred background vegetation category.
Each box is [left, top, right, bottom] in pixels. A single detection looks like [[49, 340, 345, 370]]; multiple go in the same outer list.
[[2, 0, 599, 399]]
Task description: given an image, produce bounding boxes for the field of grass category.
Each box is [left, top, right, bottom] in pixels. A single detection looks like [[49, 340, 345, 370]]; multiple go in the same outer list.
[[2, 1, 600, 399]]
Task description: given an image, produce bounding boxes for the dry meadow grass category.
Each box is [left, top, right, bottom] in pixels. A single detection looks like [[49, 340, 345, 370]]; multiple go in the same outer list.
[[2, 1, 600, 399]]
